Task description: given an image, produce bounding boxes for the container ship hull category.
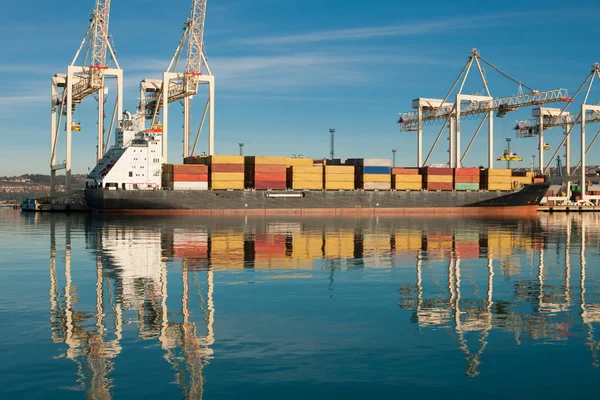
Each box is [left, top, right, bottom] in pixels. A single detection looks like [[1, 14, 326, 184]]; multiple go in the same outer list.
[[85, 183, 549, 216]]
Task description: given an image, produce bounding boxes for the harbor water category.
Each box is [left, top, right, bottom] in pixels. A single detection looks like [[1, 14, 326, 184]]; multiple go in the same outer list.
[[1, 210, 600, 398]]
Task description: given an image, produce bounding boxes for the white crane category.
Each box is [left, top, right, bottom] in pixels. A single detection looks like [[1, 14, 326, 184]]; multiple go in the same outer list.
[[514, 63, 600, 203], [51, 0, 123, 193], [140, 0, 214, 163], [397, 49, 570, 169]]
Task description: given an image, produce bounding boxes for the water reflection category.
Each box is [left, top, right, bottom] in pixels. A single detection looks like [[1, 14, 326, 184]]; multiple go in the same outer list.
[[43, 213, 600, 396]]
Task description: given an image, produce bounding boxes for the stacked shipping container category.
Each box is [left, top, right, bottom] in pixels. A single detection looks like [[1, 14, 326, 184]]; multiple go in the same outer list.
[[481, 169, 512, 191], [323, 166, 355, 190], [454, 168, 480, 191], [421, 167, 453, 191], [391, 168, 422, 190], [289, 165, 324, 190], [209, 155, 245, 190], [348, 159, 392, 190], [162, 164, 209, 190], [245, 156, 287, 190]]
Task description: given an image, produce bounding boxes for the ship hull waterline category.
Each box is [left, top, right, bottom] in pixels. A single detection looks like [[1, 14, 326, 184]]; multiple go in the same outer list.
[[85, 183, 549, 216]]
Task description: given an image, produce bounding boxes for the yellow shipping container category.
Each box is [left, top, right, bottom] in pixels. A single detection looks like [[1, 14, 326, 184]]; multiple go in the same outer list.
[[324, 174, 354, 183], [483, 168, 512, 176], [393, 175, 422, 183], [484, 176, 513, 184], [325, 166, 355, 174], [291, 166, 323, 173], [325, 182, 355, 190], [211, 181, 245, 190], [210, 172, 244, 181], [485, 183, 512, 191], [292, 173, 323, 182], [362, 174, 391, 183], [394, 182, 423, 190], [286, 158, 314, 167], [425, 175, 453, 183], [292, 181, 323, 190], [208, 155, 244, 164], [246, 156, 287, 165]]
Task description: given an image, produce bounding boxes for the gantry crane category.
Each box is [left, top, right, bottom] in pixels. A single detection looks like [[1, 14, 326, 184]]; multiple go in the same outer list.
[[397, 49, 570, 169], [514, 63, 600, 203], [139, 0, 214, 163], [50, 0, 123, 194]]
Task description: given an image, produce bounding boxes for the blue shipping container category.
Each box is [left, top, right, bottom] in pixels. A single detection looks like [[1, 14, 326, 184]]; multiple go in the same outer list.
[[361, 166, 392, 175]]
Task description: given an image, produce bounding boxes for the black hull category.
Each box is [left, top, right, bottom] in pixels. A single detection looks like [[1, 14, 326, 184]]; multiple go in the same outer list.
[[85, 183, 549, 213]]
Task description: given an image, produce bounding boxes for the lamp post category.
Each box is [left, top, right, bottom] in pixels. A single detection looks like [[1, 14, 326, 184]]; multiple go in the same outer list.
[[239, 143, 244, 156], [392, 149, 397, 167], [329, 129, 335, 160]]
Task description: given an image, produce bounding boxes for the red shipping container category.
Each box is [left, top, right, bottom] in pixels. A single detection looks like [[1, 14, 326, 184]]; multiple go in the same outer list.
[[391, 168, 420, 175], [454, 175, 480, 183], [421, 167, 454, 176], [454, 168, 480, 176], [252, 172, 287, 181], [251, 165, 287, 173], [211, 164, 244, 173], [173, 173, 209, 182], [173, 164, 208, 174], [254, 181, 287, 190], [425, 182, 453, 190]]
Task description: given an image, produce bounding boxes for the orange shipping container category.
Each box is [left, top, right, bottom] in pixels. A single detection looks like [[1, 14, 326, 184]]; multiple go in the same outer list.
[[250, 165, 287, 174], [173, 164, 208, 174], [211, 164, 244, 173], [391, 168, 420, 175], [454, 168, 480, 176], [252, 172, 287, 181], [172, 173, 209, 182], [454, 175, 479, 183]]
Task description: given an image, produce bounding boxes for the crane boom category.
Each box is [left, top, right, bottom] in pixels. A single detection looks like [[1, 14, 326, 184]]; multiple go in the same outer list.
[[186, 0, 208, 75], [398, 89, 570, 132], [515, 109, 600, 138], [91, 0, 111, 68]]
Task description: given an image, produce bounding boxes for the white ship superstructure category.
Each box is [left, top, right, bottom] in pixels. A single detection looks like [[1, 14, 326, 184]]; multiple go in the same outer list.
[[86, 112, 163, 190]]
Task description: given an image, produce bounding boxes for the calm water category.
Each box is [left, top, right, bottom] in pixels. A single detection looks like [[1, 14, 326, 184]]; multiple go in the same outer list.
[[1, 211, 600, 399]]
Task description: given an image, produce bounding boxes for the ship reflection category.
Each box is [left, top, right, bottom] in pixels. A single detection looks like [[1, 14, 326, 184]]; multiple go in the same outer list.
[[47, 214, 600, 395]]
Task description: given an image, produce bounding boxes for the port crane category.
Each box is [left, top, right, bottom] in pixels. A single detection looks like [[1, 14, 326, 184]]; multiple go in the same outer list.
[[397, 49, 569, 169], [50, 0, 123, 194], [514, 63, 600, 203], [139, 0, 214, 163]]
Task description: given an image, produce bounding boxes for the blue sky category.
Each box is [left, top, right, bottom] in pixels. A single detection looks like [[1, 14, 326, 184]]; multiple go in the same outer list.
[[2, 0, 600, 175]]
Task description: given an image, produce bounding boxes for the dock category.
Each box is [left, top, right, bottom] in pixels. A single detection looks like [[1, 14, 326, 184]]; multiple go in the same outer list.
[[538, 205, 600, 213]]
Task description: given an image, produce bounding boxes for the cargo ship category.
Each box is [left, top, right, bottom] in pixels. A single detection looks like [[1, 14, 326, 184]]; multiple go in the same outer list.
[[84, 113, 549, 215]]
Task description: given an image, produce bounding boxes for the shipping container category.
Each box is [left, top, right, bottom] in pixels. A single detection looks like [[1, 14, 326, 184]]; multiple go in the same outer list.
[[208, 155, 244, 164], [362, 182, 391, 190], [346, 158, 392, 167], [421, 167, 454, 176], [482, 168, 512, 176], [210, 181, 245, 190], [286, 158, 314, 167], [325, 182, 355, 190], [391, 168, 420, 175], [291, 166, 323, 174], [481, 176, 513, 184], [393, 182, 423, 190], [172, 173, 209, 182], [393, 175, 422, 183], [324, 174, 355, 183], [172, 164, 208, 173], [210, 164, 244, 173], [292, 181, 324, 190], [252, 172, 287, 181], [360, 166, 392, 175], [210, 172, 244, 181], [245, 156, 287, 165], [425, 182, 453, 191], [325, 166, 355, 174], [253, 181, 287, 190], [454, 175, 479, 183], [360, 174, 391, 183], [172, 182, 209, 190], [485, 183, 513, 191], [291, 173, 323, 182], [424, 175, 453, 183], [454, 168, 480, 176], [454, 183, 480, 191]]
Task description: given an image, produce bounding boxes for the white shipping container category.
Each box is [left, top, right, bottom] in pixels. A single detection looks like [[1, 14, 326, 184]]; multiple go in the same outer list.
[[172, 182, 209, 190]]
